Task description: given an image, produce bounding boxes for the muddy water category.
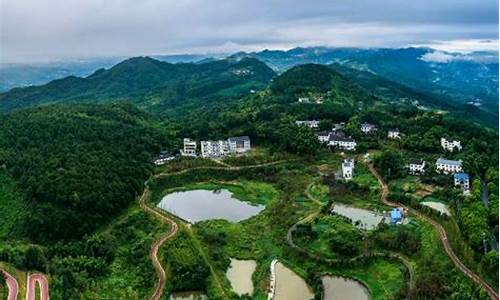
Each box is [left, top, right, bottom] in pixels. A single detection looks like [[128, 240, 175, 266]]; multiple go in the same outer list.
[[322, 276, 370, 300], [331, 203, 387, 229], [157, 189, 264, 223], [226, 258, 256, 296], [274, 262, 314, 300], [421, 201, 451, 216]]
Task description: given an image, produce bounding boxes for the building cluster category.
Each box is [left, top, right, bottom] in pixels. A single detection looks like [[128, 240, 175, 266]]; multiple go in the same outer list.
[[297, 94, 324, 104], [180, 136, 251, 158], [315, 124, 357, 151]]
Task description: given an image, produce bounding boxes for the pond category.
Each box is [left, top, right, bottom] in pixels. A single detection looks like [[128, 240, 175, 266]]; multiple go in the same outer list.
[[421, 201, 451, 216], [322, 276, 370, 300], [274, 262, 314, 300], [331, 203, 387, 230], [157, 189, 265, 223], [226, 258, 256, 296], [169, 291, 207, 300]]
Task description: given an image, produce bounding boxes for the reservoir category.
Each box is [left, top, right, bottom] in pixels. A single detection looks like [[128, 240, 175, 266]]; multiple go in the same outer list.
[[322, 276, 370, 300], [274, 262, 314, 300], [226, 258, 256, 296], [331, 203, 387, 229], [157, 189, 264, 223]]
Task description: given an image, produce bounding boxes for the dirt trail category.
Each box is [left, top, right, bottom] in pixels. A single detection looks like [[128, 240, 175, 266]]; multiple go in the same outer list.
[[26, 273, 49, 300], [367, 164, 498, 300], [2, 270, 19, 300]]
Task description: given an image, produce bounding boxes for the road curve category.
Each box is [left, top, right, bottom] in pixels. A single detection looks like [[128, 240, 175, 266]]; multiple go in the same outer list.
[[26, 273, 49, 300], [2, 270, 19, 300], [367, 164, 498, 300]]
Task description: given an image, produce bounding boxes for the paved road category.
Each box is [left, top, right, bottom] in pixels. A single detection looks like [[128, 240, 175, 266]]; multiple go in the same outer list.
[[26, 273, 49, 300], [2, 270, 18, 300], [367, 164, 498, 300]]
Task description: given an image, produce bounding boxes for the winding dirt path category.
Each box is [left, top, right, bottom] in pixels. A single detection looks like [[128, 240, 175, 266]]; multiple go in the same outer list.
[[2, 270, 18, 300], [367, 163, 498, 300]]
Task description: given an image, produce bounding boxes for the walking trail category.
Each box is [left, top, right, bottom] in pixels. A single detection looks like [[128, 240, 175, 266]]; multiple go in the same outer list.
[[367, 163, 498, 300]]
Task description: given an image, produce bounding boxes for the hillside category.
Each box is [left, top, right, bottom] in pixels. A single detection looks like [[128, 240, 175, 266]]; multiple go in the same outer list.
[[0, 56, 276, 113]]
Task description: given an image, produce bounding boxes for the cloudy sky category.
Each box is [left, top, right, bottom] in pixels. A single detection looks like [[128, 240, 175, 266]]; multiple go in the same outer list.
[[1, 0, 498, 62]]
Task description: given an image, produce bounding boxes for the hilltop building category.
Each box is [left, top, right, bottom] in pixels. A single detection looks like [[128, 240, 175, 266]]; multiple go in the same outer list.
[[436, 157, 463, 174], [361, 122, 377, 134], [388, 128, 401, 139], [228, 136, 251, 153], [342, 158, 355, 180], [408, 159, 426, 175], [295, 120, 319, 128], [181, 138, 197, 157], [441, 138, 462, 152], [201, 140, 230, 158]]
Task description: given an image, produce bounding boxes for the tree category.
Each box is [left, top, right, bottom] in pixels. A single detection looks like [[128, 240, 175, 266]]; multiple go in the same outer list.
[[373, 150, 405, 180]]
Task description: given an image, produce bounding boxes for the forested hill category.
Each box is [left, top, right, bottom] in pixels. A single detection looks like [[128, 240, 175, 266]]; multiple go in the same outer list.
[[0, 56, 276, 113], [0, 103, 168, 242]]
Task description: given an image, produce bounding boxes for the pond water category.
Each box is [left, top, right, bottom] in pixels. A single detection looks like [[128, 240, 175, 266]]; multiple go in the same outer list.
[[421, 201, 451, 216], [331, 203, 387, 229], [322, 276, 370, 300], [226, 258, 256, 296], [157, 189, 265, 223], [169, 291, 208, 300], [274, 262, 314, 300]]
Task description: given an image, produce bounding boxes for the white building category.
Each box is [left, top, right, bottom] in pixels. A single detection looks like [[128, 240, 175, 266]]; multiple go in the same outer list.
[[408, 159, 425, 175], [454, 173, 470, 191], [228, 136, 251, 153], [154, 155, 175, 165], [317, 130, 331, 143], [328, 133, 357, 151], [342, 158, 355, 180], [181, 138, 197, 157], [201, 140, 230, 158], [388, 128, 401, 139], [298, 97, 310, 103], [436, 157, 463, 174], [441, 138, 462, 152], [361, 122, 377, 134], [295, 120, 319, 128]]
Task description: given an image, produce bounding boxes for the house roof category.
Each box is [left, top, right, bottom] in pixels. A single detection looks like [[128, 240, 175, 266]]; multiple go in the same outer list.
[[228, 136, 250, 143], [317, 130, 330, 137], [329, 133, 355, 143], [409, 159, 424, 165], [436, 157, 462, 166], [361, 122, 376, 128], [390, 208, 402, 220], [454, 173, 469, 181]]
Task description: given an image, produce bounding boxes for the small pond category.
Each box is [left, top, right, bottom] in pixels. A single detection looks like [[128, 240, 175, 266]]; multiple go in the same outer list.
[[421, 201, 451, 216], [169, 291, 207, 300], [322, 276, 370, 300], [331, 203, 387, 230], [274, 262, 314, 300], [226, 258, 256, 296], [157, 189, 265, 223]]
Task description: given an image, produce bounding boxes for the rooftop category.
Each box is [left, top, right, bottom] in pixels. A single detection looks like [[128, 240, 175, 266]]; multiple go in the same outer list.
[[409, 159, 424, 165], [436, 157, 462, 166], [454, 172, 469, 181], [228, 136, 250, 142]]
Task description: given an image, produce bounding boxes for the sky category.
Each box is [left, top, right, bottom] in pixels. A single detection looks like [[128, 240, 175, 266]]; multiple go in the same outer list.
[[1, 0, 498, 63]]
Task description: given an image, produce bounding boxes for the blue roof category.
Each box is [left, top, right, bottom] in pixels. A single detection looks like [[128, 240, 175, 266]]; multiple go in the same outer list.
[[454, 173, 469, 181], [390, 208, 402, 221]]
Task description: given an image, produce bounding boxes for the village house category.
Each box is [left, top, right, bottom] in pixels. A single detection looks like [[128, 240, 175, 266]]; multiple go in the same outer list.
[[408, 159, 426, 175], [390, 207, 405, 225], [441, 138, 462, 152], [298, 97, 310, 103], [154, 154, 176, 165], [328, 132, 357, 151], [181, 138, 197, 157], [228, 136, 251, 153], [435, 157, 463, 174], [333, 122, 345, 132], [317, 130, 331, 143], [388, 128, 401, 139], [342, 158, 354, 180], [361, 122, 377, 134], [295, 120, 319, 128], [454, 172, 470, 192], [201, 140, 230, 158]]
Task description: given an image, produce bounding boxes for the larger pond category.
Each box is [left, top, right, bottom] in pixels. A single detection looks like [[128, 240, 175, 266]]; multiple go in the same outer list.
[[322, 276, 370, 300], [331, 203, 387, 230], [226, 258, 256, 296], [421, 201, 451, 216], [274, 262, 314, 300], [157, 189, 265, 223]]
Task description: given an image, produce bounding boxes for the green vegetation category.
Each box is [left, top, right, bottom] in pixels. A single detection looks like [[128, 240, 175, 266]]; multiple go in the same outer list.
[[0, 170, 26, 240]]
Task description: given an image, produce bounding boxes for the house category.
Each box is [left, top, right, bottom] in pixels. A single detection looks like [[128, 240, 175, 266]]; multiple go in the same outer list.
[[298, 97, 310, 103], [328, 133, 357, 151], [441, 138, 462, 152], [342, 158, 354, 180], [361, 122, 377, 134], [201, 140, 230, 158], [181, 138, 197, 157], [408, 159, 426, 175], [228, 136, 251, 153], [388, 128, 401, 139], [436, 157, 463, 174], [317, 130, 331, 143], [454, 173, 470, 191], [154, 154, 176, 165], [295, 120, 319, 128], [390, 208, 404, 224]]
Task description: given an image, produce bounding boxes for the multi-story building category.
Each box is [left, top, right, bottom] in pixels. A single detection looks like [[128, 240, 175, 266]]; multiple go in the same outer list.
[[181, 138, 197, 157], [342, 158, 354, 180], [454, 173, 470, 191], [435, 157, 463, 174], [441, 138, 462, 152], [228, 136, 251, 153], [328, 133, 357, 151], [408, 159, 426, 175], [201, 140, 230, 158]]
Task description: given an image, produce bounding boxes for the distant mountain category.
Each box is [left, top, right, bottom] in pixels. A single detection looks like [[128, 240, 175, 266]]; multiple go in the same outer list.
[[0, 56, 276, 112], [231, 47, 499, 110]]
